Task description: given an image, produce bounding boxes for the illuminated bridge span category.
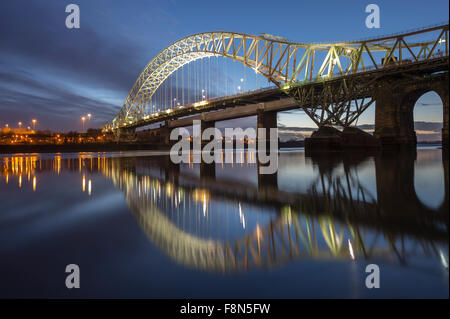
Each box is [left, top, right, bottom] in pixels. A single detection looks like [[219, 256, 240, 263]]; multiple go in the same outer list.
[[102, 156, 448, 273], [104, 23, 449, 146]]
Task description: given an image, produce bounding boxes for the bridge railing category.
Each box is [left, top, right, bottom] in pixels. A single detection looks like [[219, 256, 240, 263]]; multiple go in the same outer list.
[[306, 21, 449, 45]]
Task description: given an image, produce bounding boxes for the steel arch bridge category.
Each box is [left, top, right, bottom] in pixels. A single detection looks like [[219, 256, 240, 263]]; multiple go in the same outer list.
[[105, 23, 449, 131]]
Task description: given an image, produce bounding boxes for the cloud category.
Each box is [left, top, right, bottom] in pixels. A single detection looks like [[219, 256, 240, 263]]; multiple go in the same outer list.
[[0, 70, 119, 131], [0, 1, 157, 130], [0, 1, 145, 93]]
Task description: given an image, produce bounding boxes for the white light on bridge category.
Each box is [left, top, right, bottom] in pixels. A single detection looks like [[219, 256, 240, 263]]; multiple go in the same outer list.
[[194, 100, 208, 108], [348, 239, 355, 260]]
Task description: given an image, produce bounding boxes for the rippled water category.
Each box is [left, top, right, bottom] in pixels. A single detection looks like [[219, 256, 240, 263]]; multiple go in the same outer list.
[[0, 148, 448, 298]]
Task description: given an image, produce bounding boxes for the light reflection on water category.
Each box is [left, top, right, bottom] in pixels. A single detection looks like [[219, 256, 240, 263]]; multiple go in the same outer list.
[[0, 148, 448, 298]]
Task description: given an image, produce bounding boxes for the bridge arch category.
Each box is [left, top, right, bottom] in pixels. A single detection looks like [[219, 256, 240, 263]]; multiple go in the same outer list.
[[112, 32, 300, 128], [399, 84, 448, 145]]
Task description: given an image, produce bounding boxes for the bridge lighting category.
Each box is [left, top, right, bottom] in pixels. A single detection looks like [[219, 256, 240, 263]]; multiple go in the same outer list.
[[193, 100, 208, 108], [348, 239, 355, 260]]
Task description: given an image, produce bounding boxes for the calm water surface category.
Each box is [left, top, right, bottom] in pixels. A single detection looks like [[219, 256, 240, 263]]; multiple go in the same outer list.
[[0, 148, 448, 298]]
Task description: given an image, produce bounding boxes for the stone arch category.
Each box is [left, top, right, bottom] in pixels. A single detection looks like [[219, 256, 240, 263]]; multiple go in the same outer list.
[[398, 79, 448, 145]]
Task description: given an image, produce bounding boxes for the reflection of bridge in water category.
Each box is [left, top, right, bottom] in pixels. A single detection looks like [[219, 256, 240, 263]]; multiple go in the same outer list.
[[100, 150, 448, 273]]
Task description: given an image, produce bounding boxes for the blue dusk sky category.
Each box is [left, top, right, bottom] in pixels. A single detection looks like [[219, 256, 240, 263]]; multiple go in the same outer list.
[[0, 0, 448, 131]]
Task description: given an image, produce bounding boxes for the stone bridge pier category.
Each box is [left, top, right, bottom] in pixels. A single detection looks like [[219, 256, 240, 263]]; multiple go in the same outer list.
[[257, 110, 278, 150], [374, 75, 449, 148]]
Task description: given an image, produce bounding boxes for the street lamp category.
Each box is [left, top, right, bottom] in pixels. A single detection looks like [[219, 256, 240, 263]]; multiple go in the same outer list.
[[32, 119, 37, 131], [87, 113, 92, 129], [18, 122, 22, 128], [81, 116, 86, 132]]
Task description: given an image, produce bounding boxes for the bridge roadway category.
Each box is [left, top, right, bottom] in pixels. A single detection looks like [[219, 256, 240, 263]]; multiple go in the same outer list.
[[102, 153, 448, 272]]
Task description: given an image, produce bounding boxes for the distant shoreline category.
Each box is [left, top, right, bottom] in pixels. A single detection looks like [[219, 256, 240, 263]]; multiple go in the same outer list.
[[0, 143, 164, 154], [0, 140, 442, 154]]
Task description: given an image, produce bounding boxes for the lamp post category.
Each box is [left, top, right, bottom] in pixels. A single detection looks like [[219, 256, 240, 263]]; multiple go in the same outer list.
[[81, 116, 86, 132], [32, 119, 37, 131], [18, 122, 22, 128], [87, 114, 92, 130]]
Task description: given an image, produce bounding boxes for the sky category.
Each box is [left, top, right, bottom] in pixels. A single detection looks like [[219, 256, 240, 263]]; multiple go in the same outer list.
[[0, 0, 448, 132]]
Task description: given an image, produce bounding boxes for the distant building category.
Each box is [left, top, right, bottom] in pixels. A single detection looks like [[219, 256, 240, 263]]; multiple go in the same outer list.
[[1, 127, 35, 135]]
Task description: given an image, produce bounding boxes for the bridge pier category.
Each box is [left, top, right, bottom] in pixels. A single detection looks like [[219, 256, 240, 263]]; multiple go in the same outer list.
[[374, 76, 449, 148], [199, 119, 216, 147], [257, 110, 278, 150], [198, 119, 218, 182], [305, 126, 379, 152]]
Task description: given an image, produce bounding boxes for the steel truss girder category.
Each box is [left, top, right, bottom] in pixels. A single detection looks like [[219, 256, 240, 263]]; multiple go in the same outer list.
[[287, 77, 375, 127]]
